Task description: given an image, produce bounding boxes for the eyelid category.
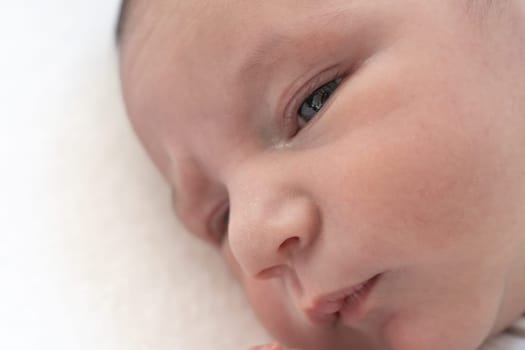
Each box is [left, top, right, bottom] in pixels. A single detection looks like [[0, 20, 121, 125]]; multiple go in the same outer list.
[[207, 200, 229, 245], [282, 65, 348, 138]]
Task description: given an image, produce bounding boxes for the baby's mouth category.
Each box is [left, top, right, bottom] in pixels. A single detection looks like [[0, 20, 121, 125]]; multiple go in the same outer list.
[[304, 273, 382, 326]]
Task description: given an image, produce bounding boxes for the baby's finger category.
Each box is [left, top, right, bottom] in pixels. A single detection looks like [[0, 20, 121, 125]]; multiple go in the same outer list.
[[248, 343, 282, 350]]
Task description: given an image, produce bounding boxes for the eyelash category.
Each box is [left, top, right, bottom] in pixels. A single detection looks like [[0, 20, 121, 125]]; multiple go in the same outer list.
[[285, 68, 346, 137]]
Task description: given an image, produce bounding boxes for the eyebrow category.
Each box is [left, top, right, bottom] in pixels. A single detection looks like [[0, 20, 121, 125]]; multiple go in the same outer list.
[[237, 30, 294, 78], [236, 8, 349, 78]]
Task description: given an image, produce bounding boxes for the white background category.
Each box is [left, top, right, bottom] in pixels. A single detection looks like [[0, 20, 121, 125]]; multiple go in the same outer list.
[[0, 1, 269, 349]]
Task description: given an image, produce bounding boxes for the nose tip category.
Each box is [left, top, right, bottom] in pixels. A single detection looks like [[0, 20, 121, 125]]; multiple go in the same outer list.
[[228, 193, 320, 279]]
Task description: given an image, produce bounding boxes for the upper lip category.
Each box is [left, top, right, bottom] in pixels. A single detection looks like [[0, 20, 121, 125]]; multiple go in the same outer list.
[[303, 275, 376, 323]]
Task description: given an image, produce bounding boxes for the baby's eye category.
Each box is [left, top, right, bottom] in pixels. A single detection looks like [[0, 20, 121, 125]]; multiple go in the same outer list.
[[211, 205, 229, 245], [297, 78, 342, 129]]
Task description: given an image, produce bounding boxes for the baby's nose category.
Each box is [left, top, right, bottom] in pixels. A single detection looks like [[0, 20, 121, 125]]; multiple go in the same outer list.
[[228, 187, 321, 279]]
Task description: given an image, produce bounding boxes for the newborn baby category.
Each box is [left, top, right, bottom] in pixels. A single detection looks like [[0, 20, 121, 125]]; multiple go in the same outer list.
[[117, 0, 525, 349]]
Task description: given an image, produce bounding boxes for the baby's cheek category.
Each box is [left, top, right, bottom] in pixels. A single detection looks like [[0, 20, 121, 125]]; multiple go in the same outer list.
[[343, 116, 499, 257], [399, 134, 502, 253], [222, 238, 244, 281]]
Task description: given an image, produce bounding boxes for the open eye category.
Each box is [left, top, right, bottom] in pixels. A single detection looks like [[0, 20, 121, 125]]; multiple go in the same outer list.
[[297, 78, 342, 129]]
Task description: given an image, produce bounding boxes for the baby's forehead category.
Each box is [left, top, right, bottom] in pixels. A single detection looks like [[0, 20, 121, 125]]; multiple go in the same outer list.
[[123, 0, 372, 74], [121, 0, 355, 49]]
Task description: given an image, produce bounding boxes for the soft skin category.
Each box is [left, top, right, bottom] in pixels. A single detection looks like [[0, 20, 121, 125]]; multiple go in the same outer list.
[[119, 0, 525, 349]]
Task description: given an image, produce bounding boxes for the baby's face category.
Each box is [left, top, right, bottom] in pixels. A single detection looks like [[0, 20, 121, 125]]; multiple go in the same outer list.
[[121, 0, 525, 349]]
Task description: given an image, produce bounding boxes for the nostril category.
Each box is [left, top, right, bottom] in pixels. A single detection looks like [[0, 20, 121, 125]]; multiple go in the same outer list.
[[278, 236, 300, 253], [256, 265, 286, 280], [254, 238, 300, 280]]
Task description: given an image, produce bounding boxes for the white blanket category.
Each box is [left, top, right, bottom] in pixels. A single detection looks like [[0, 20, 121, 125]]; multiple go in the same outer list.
[[483, 318, 525, 350], [0, 1, 522, 349]]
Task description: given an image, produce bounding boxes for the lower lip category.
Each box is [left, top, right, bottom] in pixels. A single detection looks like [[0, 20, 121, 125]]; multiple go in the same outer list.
[[337, 273, 381, 326]]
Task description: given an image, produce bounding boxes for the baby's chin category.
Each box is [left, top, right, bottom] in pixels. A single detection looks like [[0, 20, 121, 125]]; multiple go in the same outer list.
[[378, 296, 500, 350]]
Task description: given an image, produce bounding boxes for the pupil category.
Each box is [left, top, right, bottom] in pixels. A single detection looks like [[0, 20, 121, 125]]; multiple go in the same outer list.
[[299, 79, 340, 122]]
